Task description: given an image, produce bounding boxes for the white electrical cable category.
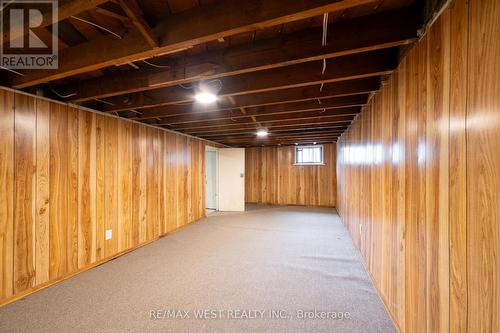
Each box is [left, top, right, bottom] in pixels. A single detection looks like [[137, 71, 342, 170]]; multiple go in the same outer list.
[[48, 85, 77, 98], [70, 15, 122, 39], [142, 59, 171, 68], [320, 13, 329, 93], [0, 66, 24, 76], [322, 13, 329, 46], [95, 98, 115, 105]]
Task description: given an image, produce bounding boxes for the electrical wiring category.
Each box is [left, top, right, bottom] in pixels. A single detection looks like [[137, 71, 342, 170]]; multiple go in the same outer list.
[[48, 85, 77, 98], [0, 66, 24, 76], [179, 79, 223, 93], [142, 59, 171, 69], [70, 15, 122, 39], [95, 98, 115, 105]]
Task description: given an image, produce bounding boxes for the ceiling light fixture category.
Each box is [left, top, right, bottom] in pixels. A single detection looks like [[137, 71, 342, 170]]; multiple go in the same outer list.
[[256, 129, 269, 137], [194, 92, 217, 104]]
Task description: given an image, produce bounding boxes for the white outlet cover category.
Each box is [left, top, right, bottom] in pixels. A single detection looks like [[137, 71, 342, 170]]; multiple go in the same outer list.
[[105, 229, 112, 240]]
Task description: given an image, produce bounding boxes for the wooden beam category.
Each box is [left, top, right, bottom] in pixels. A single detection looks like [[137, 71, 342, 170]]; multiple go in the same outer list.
[[222, 137, 340, 146], [184, 122, 351, 135], [117, 0, 158, 49], [102, 49, 396, 112], [204, 130, 345, 141], [158, 95, 367, 125], [170, 114, 356, 131], [168, 107, 361, 130], [132, 78, 379, 120], [11, 0, 377, 88], [221, 134, 341, 143], [62, 7, 418, 102], [196, 125, 349, 137], [202, 126, 346, 136], [93, 7, 131, 23]]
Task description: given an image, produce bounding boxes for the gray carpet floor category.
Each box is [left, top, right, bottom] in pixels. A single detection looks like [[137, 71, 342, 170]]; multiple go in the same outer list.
[[0, 204, 395, 333]]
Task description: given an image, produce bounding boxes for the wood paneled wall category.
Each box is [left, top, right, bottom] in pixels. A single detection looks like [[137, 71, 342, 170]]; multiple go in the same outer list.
[[245, 144, 336, 207], [0, 87, 211, 304], [336, 0, 499, 332]]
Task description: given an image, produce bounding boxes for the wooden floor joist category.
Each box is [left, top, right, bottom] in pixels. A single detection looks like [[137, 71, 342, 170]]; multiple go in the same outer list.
[[11, 0, 378, 88], [61, 7, 418, 103], [101, 49, 396, 112], [131, 78, 380, 120]]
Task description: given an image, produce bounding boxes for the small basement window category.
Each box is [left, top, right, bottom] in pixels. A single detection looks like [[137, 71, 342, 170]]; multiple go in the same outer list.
[[294, 145, 324, 165]]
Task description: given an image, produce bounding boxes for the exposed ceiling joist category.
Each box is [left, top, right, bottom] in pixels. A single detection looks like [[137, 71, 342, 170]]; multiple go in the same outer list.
[[204, 130, 345, 141], [196, 125, 349, 138], [171, 114, 356, 131], [61, 7, 418, 103], [157, 95, 367, 124], [162, 107, 359, 128], [101, 49, 396, 112], [117, 0, 158, 49], [132, 78, 380, 120], [11, 0, 377, 88]]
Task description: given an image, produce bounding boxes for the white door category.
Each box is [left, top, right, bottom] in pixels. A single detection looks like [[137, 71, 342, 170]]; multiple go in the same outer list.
[[205, 150, 217, 209], [218, 148, 245, 211]]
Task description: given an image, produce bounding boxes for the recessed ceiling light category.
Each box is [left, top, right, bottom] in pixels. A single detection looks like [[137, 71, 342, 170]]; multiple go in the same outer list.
[[313, 142, 317, 145], [194, 92, 217, 104], [256, 129, 268, 137]]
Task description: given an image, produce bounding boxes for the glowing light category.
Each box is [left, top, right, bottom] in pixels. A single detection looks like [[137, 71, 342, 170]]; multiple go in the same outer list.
[[256, 129, 268, 137], [194, 92, 217, 104]]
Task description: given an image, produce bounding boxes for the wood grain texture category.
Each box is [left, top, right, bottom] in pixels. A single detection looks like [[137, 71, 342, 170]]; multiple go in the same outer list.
[[0, 88, 210, 305], [49, 103, 68, 279], [35, 100, 50, 285], [245, 144, 336, 207], [104, 116, 118, 257], [118, 120, 132, 250], [77, 110, 97, 268], [95, 114, 105, 261], [336, 1, 499, 331], [0, 89, 14, 299], [449, 0, 468, 331], [67, 108, 79, 274], [466, 0, 499, 331], [13, 93, 36, 293]]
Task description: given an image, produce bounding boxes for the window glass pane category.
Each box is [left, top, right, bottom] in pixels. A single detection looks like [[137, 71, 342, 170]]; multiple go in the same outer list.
[[294, 146, 324, 164]]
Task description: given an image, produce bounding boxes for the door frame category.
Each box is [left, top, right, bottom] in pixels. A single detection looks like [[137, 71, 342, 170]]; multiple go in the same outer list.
[[205, 146, 219, 211]]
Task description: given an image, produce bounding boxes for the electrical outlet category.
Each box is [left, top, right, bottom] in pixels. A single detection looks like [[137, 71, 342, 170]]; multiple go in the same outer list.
[[105, 229, 112, 240]]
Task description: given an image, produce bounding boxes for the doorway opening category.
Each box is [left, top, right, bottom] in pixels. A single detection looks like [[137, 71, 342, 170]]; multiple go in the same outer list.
[[205, 147, 218, 214]]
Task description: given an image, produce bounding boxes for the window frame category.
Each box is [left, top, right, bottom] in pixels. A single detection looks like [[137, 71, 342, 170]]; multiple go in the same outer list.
[[293, 144, 325, 166]]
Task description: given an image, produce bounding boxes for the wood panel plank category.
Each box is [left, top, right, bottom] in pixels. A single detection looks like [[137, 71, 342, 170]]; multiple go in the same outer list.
[[467, 0, 500, 331], [449, 0, 469, 331], [35, 99, 50, 285], [77, 110, 97, 268], [118, 120, 133, 250], [95, 115, 105, 260], [0, 89, 14, 299], [104, 117, 118, 257], [67, 108, 79, 273], [13, 93, 36, 293], [49, 103, 68, 279]]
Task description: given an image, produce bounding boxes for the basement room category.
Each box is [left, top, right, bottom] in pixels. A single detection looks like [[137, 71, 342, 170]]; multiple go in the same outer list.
[[0, 0, 498, 332]]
